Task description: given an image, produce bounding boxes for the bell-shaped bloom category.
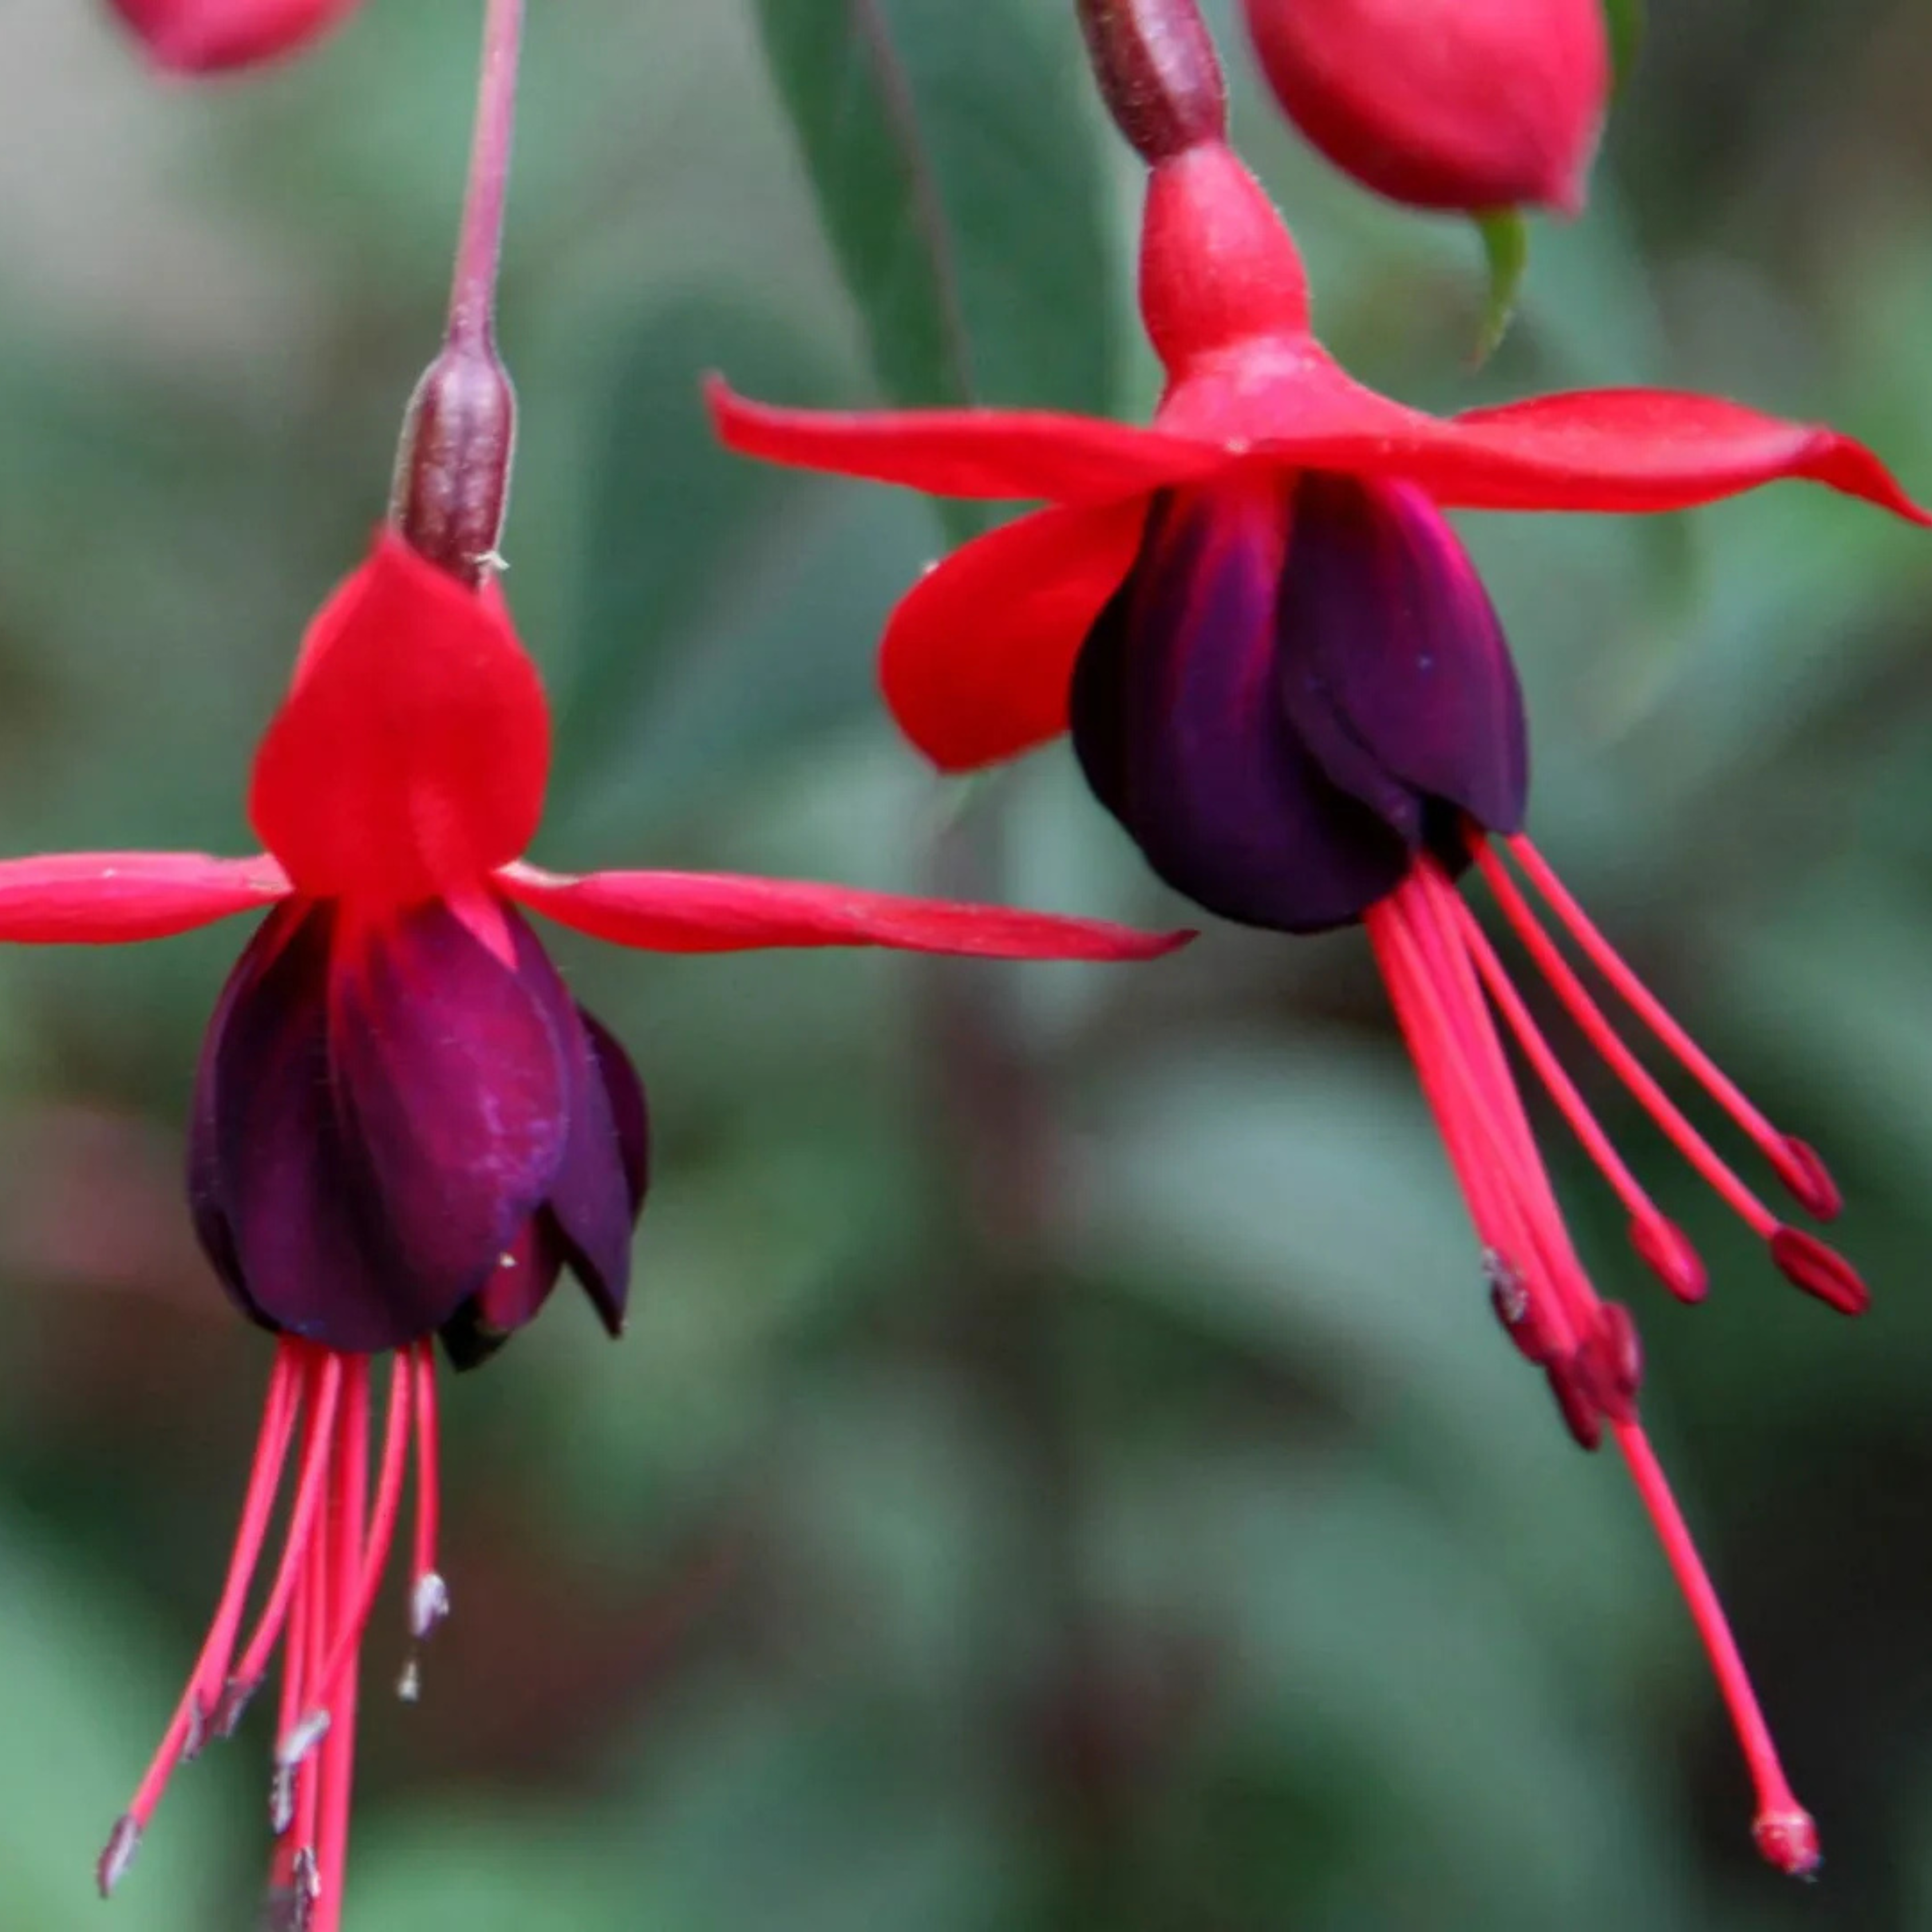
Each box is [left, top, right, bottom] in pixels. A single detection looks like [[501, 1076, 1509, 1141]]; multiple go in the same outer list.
[[66, 530, 1180, 1929], [105, 0, 358, 73], [710, 133, 1926, 1872], [1241, 0, 1611, 215]]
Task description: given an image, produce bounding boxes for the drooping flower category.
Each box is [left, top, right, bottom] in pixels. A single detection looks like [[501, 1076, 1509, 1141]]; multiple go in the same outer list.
[[69, 526, 1180, 1928], [710, 3, 1927, 1874], [104, 0, 359, 73], [1239, 0, 1611, 215]]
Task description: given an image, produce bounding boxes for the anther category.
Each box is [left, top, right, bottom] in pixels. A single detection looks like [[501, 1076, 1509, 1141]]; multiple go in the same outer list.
[[1544, 1356, 1603, 1451], [1486, 1251, 1556, 1363], [410, 1570, 451, 1642], [212, 1674, 260, 1740], [1772, 1137, 1843, 1222], [1753, 1805, 1822, 1878], [179, 1694, 210, 1764], [96, 1815, 140, 1898], [1627, 1215, 1708, 1303], [1770, 1228, 1870, 1316]]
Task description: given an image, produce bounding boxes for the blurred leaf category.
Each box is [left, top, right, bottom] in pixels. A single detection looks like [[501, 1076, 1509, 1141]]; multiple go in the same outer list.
[[0, 1522, 232, 1929], [563, 296, 839, 776], [749, 0, 1119, 415]]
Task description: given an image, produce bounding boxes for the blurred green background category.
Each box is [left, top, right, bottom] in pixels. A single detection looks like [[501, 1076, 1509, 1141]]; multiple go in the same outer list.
[[2, 1, 1931, 1926]]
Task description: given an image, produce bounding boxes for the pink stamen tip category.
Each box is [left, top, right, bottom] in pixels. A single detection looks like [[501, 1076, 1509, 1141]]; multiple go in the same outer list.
[[97, 1815, 140, 1898], [1753, 1805, 1822, 1877], [1771, 1228, 1871, 1316], [1773, 1136, 1843, 1223], [213, 1674, 260, 1741], [1545, 1357, 1603, 1452], [1627, 1215, 1708, 1303]]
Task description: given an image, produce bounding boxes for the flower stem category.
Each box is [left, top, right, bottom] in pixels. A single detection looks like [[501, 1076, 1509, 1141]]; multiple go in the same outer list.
[[390, 0, 526, 585], [447, 0, 526, 351]]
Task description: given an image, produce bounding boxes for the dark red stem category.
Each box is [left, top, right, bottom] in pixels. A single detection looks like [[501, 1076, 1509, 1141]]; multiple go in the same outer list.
[[1074, 0, 1226, 165], [390, 0, 525, 586]]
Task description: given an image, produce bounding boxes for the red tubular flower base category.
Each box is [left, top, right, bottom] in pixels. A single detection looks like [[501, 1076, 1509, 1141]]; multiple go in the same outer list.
[[100, 1338, 446, 1930], [1366, 844, 1858, 1873]]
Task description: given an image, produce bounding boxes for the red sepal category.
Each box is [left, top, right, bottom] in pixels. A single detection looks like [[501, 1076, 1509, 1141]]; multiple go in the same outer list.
[[882, 500, 1148, 771], [0, 852, 289, 942], [250, 532, 551, 906], [708, 377, 1220, 506], [105, 0, 359, 73], [499, 863, 1190, 961], [715, 363, 1928, 526]]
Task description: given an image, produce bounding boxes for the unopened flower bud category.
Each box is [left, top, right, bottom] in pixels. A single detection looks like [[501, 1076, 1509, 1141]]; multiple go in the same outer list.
[[105, 0, 359, 74], [1240, 0, 1610, 216]]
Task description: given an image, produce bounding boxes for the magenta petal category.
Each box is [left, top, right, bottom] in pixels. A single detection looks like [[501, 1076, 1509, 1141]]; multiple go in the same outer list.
[[1070, 481, 1411, 933], [1279, 475, 1527, 841]]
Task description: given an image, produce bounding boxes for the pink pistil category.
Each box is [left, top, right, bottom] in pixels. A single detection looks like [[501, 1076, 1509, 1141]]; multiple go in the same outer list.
[[100, 1340, 445, 1929], [1365, 851, 1832, 1872]]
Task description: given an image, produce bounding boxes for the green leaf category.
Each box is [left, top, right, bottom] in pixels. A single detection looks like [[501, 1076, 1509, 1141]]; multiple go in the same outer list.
[[1473, 208, 1530, 365], [562, 296, 838, 779], [1602, 0, 1645, 93], [749, 0, 1120, 416]]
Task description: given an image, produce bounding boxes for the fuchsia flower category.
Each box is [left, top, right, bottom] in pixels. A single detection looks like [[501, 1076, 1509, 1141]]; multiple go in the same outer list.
[[105, 0, 358, 73], [711, 5, 1929, 1874], [60, 526, 1177, 1927], [1240, 0, 1611, 215]]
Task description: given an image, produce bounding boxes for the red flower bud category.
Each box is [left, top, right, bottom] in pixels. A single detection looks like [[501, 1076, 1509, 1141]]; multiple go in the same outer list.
[[1240, 0, 1610, 215], [105, 0, 358, 74]]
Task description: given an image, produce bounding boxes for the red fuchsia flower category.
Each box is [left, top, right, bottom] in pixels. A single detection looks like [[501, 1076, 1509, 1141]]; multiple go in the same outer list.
[[711, 0, 1929, 1875], [70, 5, 1182, 1926], [1239, 0, 1611, 215], [105, 0, 359, 73], [74, 532, 1177, 1924]]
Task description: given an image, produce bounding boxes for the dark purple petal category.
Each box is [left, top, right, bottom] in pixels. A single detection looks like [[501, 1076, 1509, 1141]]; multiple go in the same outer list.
[[1280, 474, 1527, 838], [439, 1213, 568, 1370], [327, 901, 571, 1331], [1070, 480, 1410, 933], [496, 915, 649, 1340], [195, 898, 571, 1353]]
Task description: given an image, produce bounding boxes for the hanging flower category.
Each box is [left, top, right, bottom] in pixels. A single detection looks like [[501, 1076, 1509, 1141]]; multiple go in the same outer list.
[[104, 0, 359, 73], [1239, 0, 1611, 215], [709, 68, 1927, 1870], [73, 528, 1180, 1929]]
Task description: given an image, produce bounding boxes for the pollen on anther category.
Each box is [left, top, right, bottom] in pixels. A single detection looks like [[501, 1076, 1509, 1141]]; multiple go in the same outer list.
[[97, 1814, 140, 1898]]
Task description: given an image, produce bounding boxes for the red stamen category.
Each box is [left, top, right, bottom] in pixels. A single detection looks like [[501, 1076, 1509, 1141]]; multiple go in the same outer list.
[[1769, 1227, 1871, 1316], [1447, 887, 1709, 1303], [311, 1357, 370, 1932], [1498, 835, 1844, 1222], [101, 1345, 305, 1893], [303, 1356, 413, 1732], [106, 1338, 448, 1926], [1613, 1422, 1819, 1876], [1368, 860, 1822, 1874], [401, 1340, 448, 1701], [219, 1353, 346, 1737], [1472, 836, 1781, 1240]]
